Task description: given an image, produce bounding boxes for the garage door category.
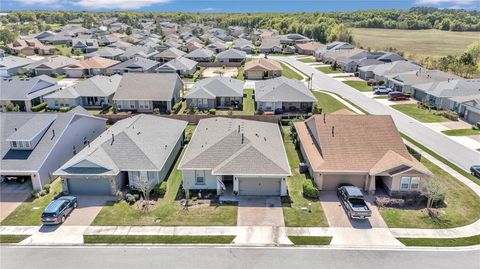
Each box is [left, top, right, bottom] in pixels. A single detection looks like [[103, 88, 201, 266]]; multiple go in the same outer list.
[[322, 174, 366, 191], [238, 177, 281, 196], [246, 71, 263, 79], [67, 178, 112, 195], [466, 111, 480, 125]]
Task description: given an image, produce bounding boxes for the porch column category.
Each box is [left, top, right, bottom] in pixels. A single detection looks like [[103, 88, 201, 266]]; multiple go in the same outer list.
[[315, 173, 323, 191]]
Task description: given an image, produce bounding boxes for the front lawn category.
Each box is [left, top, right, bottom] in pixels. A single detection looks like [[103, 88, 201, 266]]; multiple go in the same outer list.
[[54, 45, 72, 57], [391, 104, 450, 123], [280, 62, 304, 80], [442, 129, 480, 136], [312, 91, 350, 114], [0, 235, 30, 244], [297, 57, 317, 63], [288, 236, 332, 245], [1, 180, 62, 226], [84, 235, 235, 244], [92, 143, 238, 226], [343, 80, 372, 92], [316, 66, 342, 74], [282, 127, 328, 227], [379, 157, 480, 229], [398, 235, 480, 247]]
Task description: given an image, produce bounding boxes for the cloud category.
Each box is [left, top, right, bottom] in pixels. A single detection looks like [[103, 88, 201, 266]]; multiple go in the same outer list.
[[415, 0, 476, 5], [73, 0, 170, 9], [200, 7, 219, 12]]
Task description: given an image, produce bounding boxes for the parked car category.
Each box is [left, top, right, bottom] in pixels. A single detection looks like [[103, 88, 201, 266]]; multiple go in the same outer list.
[[373, 86, 392, 95], [337, 185, 372, 219], [1, 176, 29, 184], [41, 196, 78, 225], [388, 91, 410, 101], [470, 165, 480, 178]]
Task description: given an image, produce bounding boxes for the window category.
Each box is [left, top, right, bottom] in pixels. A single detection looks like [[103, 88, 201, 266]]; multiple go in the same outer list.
[[18, 141, 24, 149], [129, 101, 135, 109], [410, 177, 420, 189], [400, 177, 410, 190], [139, 101, 149, 109], [195, 170, 205, 185], [11, 141, 17, 148], [24, 141, 30, 148]]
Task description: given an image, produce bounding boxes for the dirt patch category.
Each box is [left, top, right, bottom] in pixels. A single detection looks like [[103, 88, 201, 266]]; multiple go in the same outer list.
[[202, 67, 238, 78]]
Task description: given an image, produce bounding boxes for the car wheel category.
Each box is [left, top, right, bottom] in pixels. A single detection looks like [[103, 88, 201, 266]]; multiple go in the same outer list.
[[61, 215, 66, 223], [73, 202, 78, 208]]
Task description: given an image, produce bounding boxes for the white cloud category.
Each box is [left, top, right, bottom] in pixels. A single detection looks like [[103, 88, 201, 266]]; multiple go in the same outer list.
[[73, 0, 170, 9], [200, 7, 219, 12], [415, 0, 476, 5]]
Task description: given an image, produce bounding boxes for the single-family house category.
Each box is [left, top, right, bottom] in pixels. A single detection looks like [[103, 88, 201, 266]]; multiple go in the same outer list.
[[295, 42, 325, 55], [280, 33, 311, 44], [452, 96, 480, 125], [233, 38, 255, 54], [358, 61, 421, 82], [25, 55, 79, 76], [44, 75, 122, 109], [6, 38, 56, 56], [216, 49, 247, 63], [259, 38, 282, 54], [255, 77, 316, 113], [205, 42, 228, 54], [85, 47, 125, 61], [113, 73, 183, 113], [64, 56, 120, 78], [155, 57, 198, 77], [314, 41, 355, 61], [118, 45, 157, 61], [53, 114, 187, 195], [178, 117, 291, 196], [294, 113, 432, 196], [0, 56, 35, 77], [109, 57, 160, 74], [385, 69, 458, 93], [0, 107, 106, 191], [185, 48, 215, 62], [244, 58, 282, 80], [185, 76, 245, 109], [0, 75, 61, 112], [71, 38, 99, 53], [153, 47, 186, 63]]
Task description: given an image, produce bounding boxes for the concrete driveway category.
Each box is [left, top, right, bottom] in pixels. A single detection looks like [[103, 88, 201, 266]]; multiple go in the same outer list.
[[319, 191, 387, 228], [237, 196, 284, 227], [63, 195, 113, 226], [0, 181, 32, 222]]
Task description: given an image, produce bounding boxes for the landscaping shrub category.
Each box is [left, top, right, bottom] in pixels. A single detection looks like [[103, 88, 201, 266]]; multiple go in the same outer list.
[[31, 102, 48, 112], [115, 191, 124, 201], [125, 193, 136, 204], [59, 106, 72, 112], [375, 196, 405, 208], [172, 102, 182, 114], [303, 179, 320, 199], [209, 108, 216, 115], [38, 190, 47, 197], [442, 110, 459, 121], [31, 190, 40, 198], [43, 184, 51, 194], [153, 181, 167, 198]]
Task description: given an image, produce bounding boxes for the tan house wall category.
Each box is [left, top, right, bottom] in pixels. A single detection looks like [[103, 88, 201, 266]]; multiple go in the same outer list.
[[383, 170, 426, 195]]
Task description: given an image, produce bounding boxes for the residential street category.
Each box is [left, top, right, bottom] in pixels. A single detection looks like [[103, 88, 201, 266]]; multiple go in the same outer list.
[[1, 245, 479, 269], [273, 56, 480, 171]]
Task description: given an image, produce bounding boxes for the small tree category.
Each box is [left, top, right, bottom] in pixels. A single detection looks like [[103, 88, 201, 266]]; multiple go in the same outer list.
[[135, 178, 154, 211], [423, 177, 446, 210], [112, 103, 118, 114]]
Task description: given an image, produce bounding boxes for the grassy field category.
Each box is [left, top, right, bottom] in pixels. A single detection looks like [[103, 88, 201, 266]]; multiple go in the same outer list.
[[0, 235, 30, 244], [1, 180, 62, 226], [92, 142, 238, 226], [391, 104, 449, 123], [288, 236, 332, 245], [351, 28, 479, 60], [316, 66, 342, 74], [379, 157, 480, 229], [84, 235, 235, 244], [312, 91, 350, 114], [343, 80, 372, 92], [397, 235, 480, 247], [280, 62, 304, 80], [442, 129, 480, 136], [282, 126, 328, 227]]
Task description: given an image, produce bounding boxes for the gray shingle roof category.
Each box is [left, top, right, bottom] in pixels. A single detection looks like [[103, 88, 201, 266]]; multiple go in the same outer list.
[[44, 74, 122, 99], [185, 76, 244, 99], [110, 56, 159, 72], [185, 48, 214, 59], [413, 78, 480, 98], [0, 75, 60, 101], [121, 45, 157, 59], [154, 47, 186, 59], [0, 56, 35, 71], [155, 57, 197, 73], [55, 114, 187, 175], [85, 47, 125, 58], [26, 55, 79, 70], [113, 73, 183, 101], [179, 117, 291, 176], [216, 49, 246, 60], [255, 77, 317, 102]]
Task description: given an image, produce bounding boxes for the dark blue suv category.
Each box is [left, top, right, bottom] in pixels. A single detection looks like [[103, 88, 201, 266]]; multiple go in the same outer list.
[[41, 196, 77, 225], [471, 165, 480, 179]]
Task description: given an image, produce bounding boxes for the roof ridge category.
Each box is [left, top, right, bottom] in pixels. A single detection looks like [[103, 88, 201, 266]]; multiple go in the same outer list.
[[212, 143, 252, 173]]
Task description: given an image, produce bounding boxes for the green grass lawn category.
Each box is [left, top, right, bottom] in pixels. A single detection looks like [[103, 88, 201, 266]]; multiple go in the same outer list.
[[54, 45, 72, 57], [397, 235, 480, 247], [0, 235, 30, 244], [280, 62, 304, 80], [92, 142, 238, 226], [312, 91, 350, 114], [1, 180, 62, 226], [237, 88, 255, 115], [297, 57, 317, 63], [316, 66, 342, 74], [391, 104, 449, 123], [288, 236, 332, 245], [282, 127, 328, 227], [237, 65, 245, 81], [343, 80, 372, 92], [441, 129, 480, 136], [379, 157, 480, 229], [84, 235, 235, 244]]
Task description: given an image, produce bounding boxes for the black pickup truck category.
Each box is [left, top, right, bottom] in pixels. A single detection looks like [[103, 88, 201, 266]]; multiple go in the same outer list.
[[337, 185, 372, 220]]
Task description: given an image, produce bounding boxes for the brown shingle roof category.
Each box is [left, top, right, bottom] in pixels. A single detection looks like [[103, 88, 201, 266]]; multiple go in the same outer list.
[[295, 114, 431, 176], [65, 56, 120, 69], [245, 58, 282, 72]]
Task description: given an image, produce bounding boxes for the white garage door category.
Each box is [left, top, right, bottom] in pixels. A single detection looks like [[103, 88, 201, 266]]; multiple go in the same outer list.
[[238, 177, 281, 196]]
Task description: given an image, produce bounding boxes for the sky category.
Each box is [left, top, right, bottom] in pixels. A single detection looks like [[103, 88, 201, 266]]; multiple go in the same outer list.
[[1, 0, 479, 12]]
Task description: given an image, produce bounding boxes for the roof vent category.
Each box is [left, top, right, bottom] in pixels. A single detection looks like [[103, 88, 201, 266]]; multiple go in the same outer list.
[[137, 131, 141, 135], [332, 126, 335, 137], [323, 114, 326, 124], [111, 133, 114, 145]]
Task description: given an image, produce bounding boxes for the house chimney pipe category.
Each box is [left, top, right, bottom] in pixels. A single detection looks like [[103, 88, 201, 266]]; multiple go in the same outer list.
[[241, 133, 244, 144], [111, 133, 114, 145], [323, 114, 326, 124], [332, 126, 335, 137]]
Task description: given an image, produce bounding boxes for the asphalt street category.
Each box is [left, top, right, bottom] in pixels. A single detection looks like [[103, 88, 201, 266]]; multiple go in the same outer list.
[[1, 245, 479, 269], [273, 57, 480, 171]]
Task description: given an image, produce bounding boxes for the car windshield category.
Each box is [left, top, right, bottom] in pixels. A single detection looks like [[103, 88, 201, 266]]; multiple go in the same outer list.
[[41, 212, 56, 217]]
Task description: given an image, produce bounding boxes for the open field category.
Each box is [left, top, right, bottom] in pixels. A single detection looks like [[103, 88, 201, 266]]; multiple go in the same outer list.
[[351, 28, 479, 60]]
